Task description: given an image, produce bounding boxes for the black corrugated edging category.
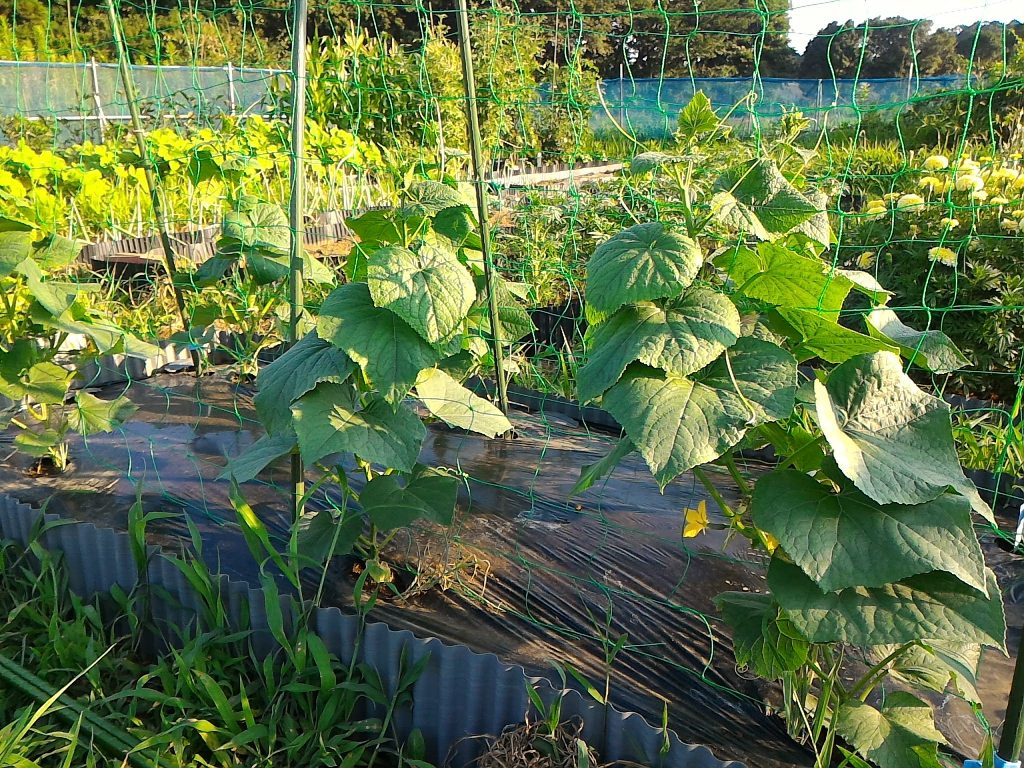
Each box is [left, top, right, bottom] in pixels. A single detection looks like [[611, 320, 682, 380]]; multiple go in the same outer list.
[[0, 493, 744, 768]]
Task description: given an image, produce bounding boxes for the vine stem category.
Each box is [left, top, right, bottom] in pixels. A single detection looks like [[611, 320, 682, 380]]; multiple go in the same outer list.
[[722, 454, 751, 497], [848, 641, 919, 699], [691, 465, 736, 518]]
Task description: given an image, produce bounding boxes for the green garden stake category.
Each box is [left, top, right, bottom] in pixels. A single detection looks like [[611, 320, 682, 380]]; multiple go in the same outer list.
[[106, 0, 201, 373], [453, 0, 510, 418], [287, 0, 309, 525]]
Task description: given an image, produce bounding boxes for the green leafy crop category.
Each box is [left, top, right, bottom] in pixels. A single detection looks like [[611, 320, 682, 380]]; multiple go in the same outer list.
[[573, 99, 1001, 768]]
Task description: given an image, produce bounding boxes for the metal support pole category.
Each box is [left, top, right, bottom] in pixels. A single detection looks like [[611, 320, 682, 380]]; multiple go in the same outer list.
[[1000, 628, 1024, 761], [454, 0, 510, 417], [226, 62, 237, 116], [88, 57, 107, 143], [106, 0, 201, 372], [287, 0, 308, 521]]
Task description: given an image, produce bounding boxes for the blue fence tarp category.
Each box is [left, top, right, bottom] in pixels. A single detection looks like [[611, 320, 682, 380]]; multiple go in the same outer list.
[[592, 75, 964, 138]]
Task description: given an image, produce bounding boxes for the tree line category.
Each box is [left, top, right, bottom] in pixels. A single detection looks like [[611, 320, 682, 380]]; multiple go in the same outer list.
[[0, 0, 1019, 79]]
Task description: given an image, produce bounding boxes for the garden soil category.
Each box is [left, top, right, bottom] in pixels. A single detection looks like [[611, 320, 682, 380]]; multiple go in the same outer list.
[[2, 370, 1020, 767]]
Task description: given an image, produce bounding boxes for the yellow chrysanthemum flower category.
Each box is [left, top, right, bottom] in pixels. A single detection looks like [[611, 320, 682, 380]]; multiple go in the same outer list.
[[923, 154, 949, 171], [1001, 218, 1021, 232], [940, 217, 960, 229], [991, 196, 1010, 205], [918, 175, 943, 192], [682, 500, 709, 538], [928, 246, 958, 267], [856, 251, 875, 269], [955, 174, 985, 192], [971, 189, 989, 202], [1012, 209, 1024, 219], [896, 193, 925, 210]]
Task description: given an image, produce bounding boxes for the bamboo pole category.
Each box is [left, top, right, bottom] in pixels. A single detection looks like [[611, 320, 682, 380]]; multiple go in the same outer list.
[[454, 0, 510, 416], [106, 0, 200, 372]]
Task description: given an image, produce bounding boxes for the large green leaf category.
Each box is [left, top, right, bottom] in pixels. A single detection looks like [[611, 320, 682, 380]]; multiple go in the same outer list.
[[316, 283, 438, 405], [570, 438, 634, 496], [32, 310, 160, 359], [772, 307, 899, 364], [768, 559, 1006, 648], [255, 332, 354, 437], [399, 180, 464, 218], [414, 368, 511, 437], [877, 641, 981, 704], [0, 229, 33, 277], [67, 392, 137, 435], [367, 243, 475, 344], [433, 205, 481, 250], [711, 159, 824, 243], [585, 223, 703, 314], [360, 465, 459, 530], [17, 258, 77, 318], [296, 508, 362, 562], [752, 470, 987, 593], [291, 382, 425, 470], [576, 287, 740, 403], [471, 274, 535, 342], [603, 338, 795, 488], [815, 352, 990, 520], [14, 429, 63, 457], [866, 309, 969, 374], [628, 152, 685, 175], [32, 233, 82, 270], [345, 209, 421, 247], [693, 336, 798, 423], [714, 242, 853, 313], [836, 694, 944, 768], [676, 91, 719, 141], [219, 432, 297, 483], [24, 361, 74, 405], [221, 202, 289, 255], [715, 592, 810, 680], [242, 250, 333, 286]]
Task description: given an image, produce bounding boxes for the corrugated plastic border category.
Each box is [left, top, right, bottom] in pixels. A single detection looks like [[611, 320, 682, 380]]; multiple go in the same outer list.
[[0, 493, 744, 768]]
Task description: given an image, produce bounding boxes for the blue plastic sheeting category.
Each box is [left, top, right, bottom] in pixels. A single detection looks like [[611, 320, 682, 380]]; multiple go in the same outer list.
[[592, 75, 964, 138]]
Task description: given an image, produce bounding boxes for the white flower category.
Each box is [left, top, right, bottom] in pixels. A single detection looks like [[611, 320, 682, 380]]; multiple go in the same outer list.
[[971, 189, 988, 202], [896, 193, 925, 210], [923, 154, 949, 171], [1001, 218, 1020, 232], [955, 174, 985, 193], [928, 246, 958, 267]]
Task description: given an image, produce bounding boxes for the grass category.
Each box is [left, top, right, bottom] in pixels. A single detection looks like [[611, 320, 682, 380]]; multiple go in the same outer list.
[[0, 529, 431, 768]]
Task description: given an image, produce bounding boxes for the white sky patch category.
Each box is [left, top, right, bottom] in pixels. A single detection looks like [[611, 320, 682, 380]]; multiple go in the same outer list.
[[787, 0, 1021, 51]]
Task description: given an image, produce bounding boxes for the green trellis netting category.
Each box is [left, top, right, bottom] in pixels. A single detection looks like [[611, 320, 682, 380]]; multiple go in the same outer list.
[[0, 2, 1023, 767]]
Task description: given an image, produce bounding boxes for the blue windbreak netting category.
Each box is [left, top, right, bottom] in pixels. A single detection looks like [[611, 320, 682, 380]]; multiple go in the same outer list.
[[592, 75, 965, 138], [0, 62, 963, 142], [0, 60, 283, 120]]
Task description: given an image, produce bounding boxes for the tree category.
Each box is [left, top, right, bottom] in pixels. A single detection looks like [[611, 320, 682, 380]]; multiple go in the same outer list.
[[916, 28, 963, 75], [956, 21, 1023, 68], [800, 17, 969, 79]]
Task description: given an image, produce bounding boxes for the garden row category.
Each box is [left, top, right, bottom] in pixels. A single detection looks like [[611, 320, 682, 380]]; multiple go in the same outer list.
[[2, 93, 1022, 768]]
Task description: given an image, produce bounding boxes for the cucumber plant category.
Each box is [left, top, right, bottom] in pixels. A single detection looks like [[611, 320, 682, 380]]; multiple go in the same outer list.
[[173, 196, 336, 376], [0, 215, 153, 472], [573, 149, 1004, 768], [223, 179, 530, 583]]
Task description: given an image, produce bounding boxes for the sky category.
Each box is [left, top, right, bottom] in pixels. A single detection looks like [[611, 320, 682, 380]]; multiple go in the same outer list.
[[787, 0, 1022, 51]]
